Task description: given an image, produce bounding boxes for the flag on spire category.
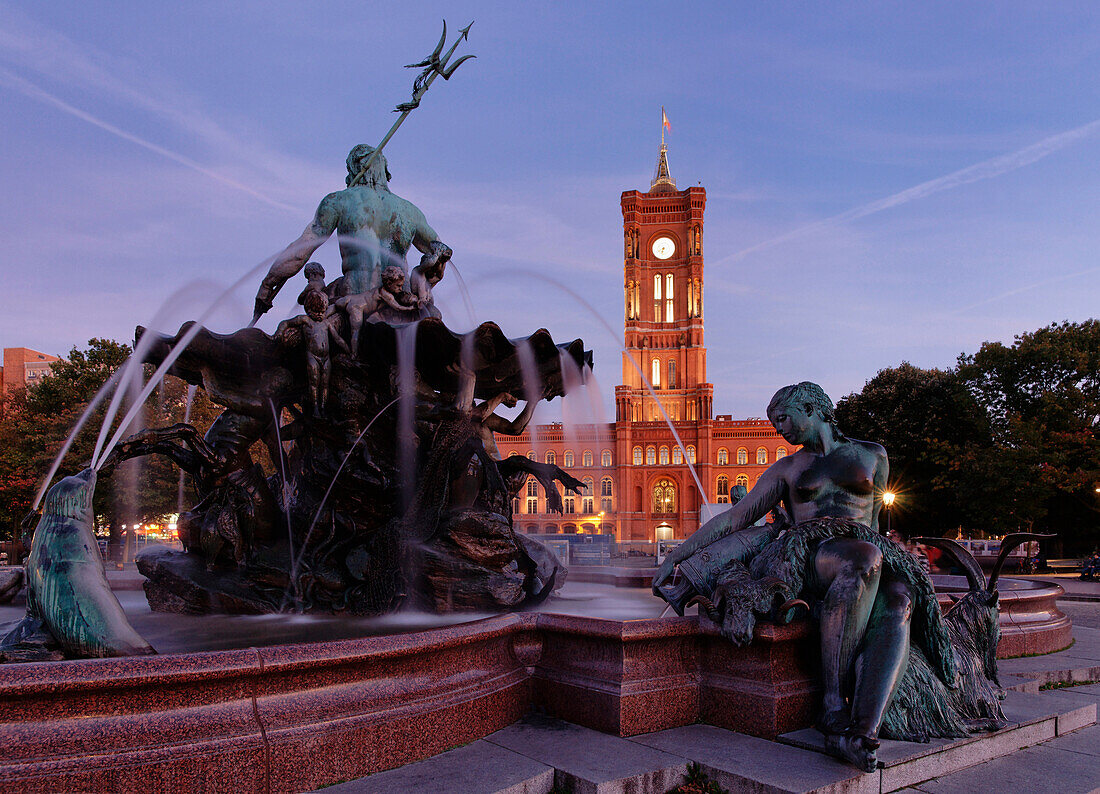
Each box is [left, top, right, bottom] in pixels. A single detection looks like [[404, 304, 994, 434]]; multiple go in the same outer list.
[[662, 107, 671, 133]]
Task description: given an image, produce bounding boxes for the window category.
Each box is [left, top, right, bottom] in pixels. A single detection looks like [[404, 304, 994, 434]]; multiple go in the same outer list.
[[687, 445, 696, 464], [653, 274, 661, 321], [668, 360, 677, 389], [776, 447, 787, 459], [527, 451, 536, 460], [737, 448, 748, 465], [582, 477, 594, 514], [659, 446, 670, 465], [601, 477, 613, 497], [653, 479, 676, 513], [564, 450, 574, 468], [512, 498, 520, 514], [736, 474, 749, 488], [526, 478, 538, 497], [757, 448, 768, 465], [665, 273, 674, 322], [717, 475, 729, 504], [646, 446, 656, 465], [526, 498, 538, 514], [717, 448, 729, 465], [545, 450, 556, 465], [601, 497, 612, 513], [633, 446, 643, 465], [601, 449, 613, 466], [582, 450, 593, 467], [673, 446, 683, 464], [564, 495, 575, 514], [651, 358, 661, 388]]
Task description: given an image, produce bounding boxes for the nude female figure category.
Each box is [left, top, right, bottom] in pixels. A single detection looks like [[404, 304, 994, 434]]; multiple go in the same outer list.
[[653, 382, 916, 772]]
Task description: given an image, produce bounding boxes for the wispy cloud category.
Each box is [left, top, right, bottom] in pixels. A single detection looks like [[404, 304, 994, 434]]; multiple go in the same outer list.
[[953, 265, 1100, 314], [714, 117, 1100, 266]]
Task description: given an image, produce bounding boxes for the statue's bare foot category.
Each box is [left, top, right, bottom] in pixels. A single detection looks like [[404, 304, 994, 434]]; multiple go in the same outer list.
[[816, 706, 850, 736], [825, 733, 879, 774]]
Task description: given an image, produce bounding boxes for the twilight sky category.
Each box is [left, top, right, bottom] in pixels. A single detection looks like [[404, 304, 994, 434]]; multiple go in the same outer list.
[[2, 2, 1099, 420]]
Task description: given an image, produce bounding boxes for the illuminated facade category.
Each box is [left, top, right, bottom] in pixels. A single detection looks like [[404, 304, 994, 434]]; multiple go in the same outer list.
[[495, 144, 790, 541]]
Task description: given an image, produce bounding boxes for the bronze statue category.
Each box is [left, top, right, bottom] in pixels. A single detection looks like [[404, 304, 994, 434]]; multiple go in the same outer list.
[[653, 382, 1040, 772], [335, 265, 419, 353], [276, 291, 350, 417]]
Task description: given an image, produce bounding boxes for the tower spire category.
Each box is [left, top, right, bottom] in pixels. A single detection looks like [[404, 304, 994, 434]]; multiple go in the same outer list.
[[652, 107, 675, 190]]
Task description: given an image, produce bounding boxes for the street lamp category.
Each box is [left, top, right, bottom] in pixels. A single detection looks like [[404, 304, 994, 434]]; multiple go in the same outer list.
[[882, 491, 896, 535]]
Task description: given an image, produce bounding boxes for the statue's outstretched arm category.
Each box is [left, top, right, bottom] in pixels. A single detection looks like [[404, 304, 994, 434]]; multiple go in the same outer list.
[[252, 196, 339, 323], [483, 398, 537, 436]]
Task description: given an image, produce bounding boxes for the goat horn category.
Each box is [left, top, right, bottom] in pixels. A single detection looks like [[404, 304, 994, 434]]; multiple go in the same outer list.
[[989, 533, 1056, 592], [914, 537, 985, 591]]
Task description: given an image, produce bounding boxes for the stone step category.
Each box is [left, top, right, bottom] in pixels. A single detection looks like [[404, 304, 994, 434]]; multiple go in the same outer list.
[[777, 689, 1097, 792], [317, 739, 554, 794], [484, 713, 689, 794]]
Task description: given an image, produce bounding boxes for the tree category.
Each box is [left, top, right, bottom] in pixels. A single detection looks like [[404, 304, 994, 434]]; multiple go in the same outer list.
[[835, 363, 993, 537], [0, 339, 221, 545], [957, 320, 1100, 555]]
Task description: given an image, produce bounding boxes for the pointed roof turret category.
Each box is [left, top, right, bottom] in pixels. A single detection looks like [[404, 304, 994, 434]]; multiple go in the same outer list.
[[651, 142, 676, 191]]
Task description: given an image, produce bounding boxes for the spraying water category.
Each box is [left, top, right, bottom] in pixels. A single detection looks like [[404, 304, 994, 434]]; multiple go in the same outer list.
[[176, 384, 197, 513], [395, 323, 419, 512], [445, 259, 478, 330], [516, 339, 544, 462]]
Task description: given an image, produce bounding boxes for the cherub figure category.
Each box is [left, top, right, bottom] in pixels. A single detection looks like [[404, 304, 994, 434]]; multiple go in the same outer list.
[[410, 252, 446, 318], [335, 265, 417, 353], [296, 262, 328, 306], [278, 291, 349, 417]]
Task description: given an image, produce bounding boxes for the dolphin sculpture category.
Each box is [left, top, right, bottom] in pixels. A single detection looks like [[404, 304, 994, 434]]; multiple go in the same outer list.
[[1, 469, 154, 659]]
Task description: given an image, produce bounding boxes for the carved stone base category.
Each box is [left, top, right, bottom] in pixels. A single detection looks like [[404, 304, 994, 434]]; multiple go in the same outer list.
[[136, 546, 284, 615]]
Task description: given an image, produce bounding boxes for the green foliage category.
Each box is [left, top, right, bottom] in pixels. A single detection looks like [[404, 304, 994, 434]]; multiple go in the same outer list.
[[667, 761, 729, 794], [0, 339, 221, 543], [837, 321, 1100, 554]]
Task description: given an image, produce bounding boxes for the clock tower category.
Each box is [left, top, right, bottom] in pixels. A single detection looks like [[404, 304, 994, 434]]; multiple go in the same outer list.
[[616, 142, 712, 425]]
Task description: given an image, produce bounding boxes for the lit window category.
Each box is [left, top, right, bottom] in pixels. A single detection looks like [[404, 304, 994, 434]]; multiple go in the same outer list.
[[546, 451, 556, 465], [582, 450, 593, 467], [665, 274, 674, 322], [737, 448, 748, 465], [757, 448, 768, 465], [601, 497, 612, 513], [776, 447, 787, 459], [564, 496, 575, 514], [673, 446, 683, 464], [653, 274, 661, 321], [633, 447, 643, 465], [717, 448, 729, 465], [582, 478, 595, 514], [651, 358, 661, 388], [668, 360, 676, 388], [687, 445, 696, 464], [527, 451, 536, 460], [653, 479, 676, 513], [736, 474, 749, 488], [602, 449, 613, 466], [527, 478, 538, 497], [526, 498, 538, 514], [601, 477, 613, 497], [564, 450, 574, 468], [512, 498, 520, 514], [646, 447, 656, 465], [717, 476, 729, 496], [659, 446, 670, 465], [583, 496, 594, 514]]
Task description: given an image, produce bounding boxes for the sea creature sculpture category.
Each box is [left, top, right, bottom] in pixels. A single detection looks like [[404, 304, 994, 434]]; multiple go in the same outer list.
[[0, 469, 155, 659]]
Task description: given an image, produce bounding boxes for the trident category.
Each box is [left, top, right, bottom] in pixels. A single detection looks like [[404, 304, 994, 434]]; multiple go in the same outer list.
[[348, 20, 475, 188]]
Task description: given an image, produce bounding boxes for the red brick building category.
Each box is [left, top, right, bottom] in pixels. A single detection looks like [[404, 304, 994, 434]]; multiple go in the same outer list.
[[496, 144, 790, 542], [1, 347, 58, 402]]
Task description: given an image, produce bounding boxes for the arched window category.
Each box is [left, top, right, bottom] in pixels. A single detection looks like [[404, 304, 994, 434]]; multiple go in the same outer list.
[[582, 477, 594, 514], [717, 448, 729, 465], [601, 449, 613, 466], [651, 358, 661, 388], [665, 273, 674, 322], [776, 447, 788, 459], [646, 446, 656, 465], [737, 448, 748, 465], [668, 360, 677, 388], [653, 274, 662, 321], [582, 450, 593, 467], [653, 479, 676, 513], [527, 478, 538, 497], [545, 451, 556, 465], [757, 448, 768, 465], [687, 445, 696, 464], [601, 477, 613, 497], [527, 451, 536, 460], [659, 446, 670, 465], [564, 450, 574, 468], [564, 492, 575, 514], [716, 475, 730, 504], [736, 474, 749, 488], [673, 446, 683, 464], [633, 446, 643, 466]]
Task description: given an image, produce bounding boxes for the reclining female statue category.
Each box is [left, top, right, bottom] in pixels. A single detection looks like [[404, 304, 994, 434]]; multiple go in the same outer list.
[[653, 382, 958, 772]]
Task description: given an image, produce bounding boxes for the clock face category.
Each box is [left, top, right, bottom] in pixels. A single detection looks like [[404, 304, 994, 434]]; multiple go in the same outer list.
[[652, 236, 676, 260]]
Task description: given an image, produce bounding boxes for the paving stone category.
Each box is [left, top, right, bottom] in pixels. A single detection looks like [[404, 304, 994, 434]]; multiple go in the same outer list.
[[1044, 722, 1100, 757], [317, 740, 554, 794], [915, 743, 1100, 794], [485, 714, 688, 794], [631, 723, 877, 794]]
